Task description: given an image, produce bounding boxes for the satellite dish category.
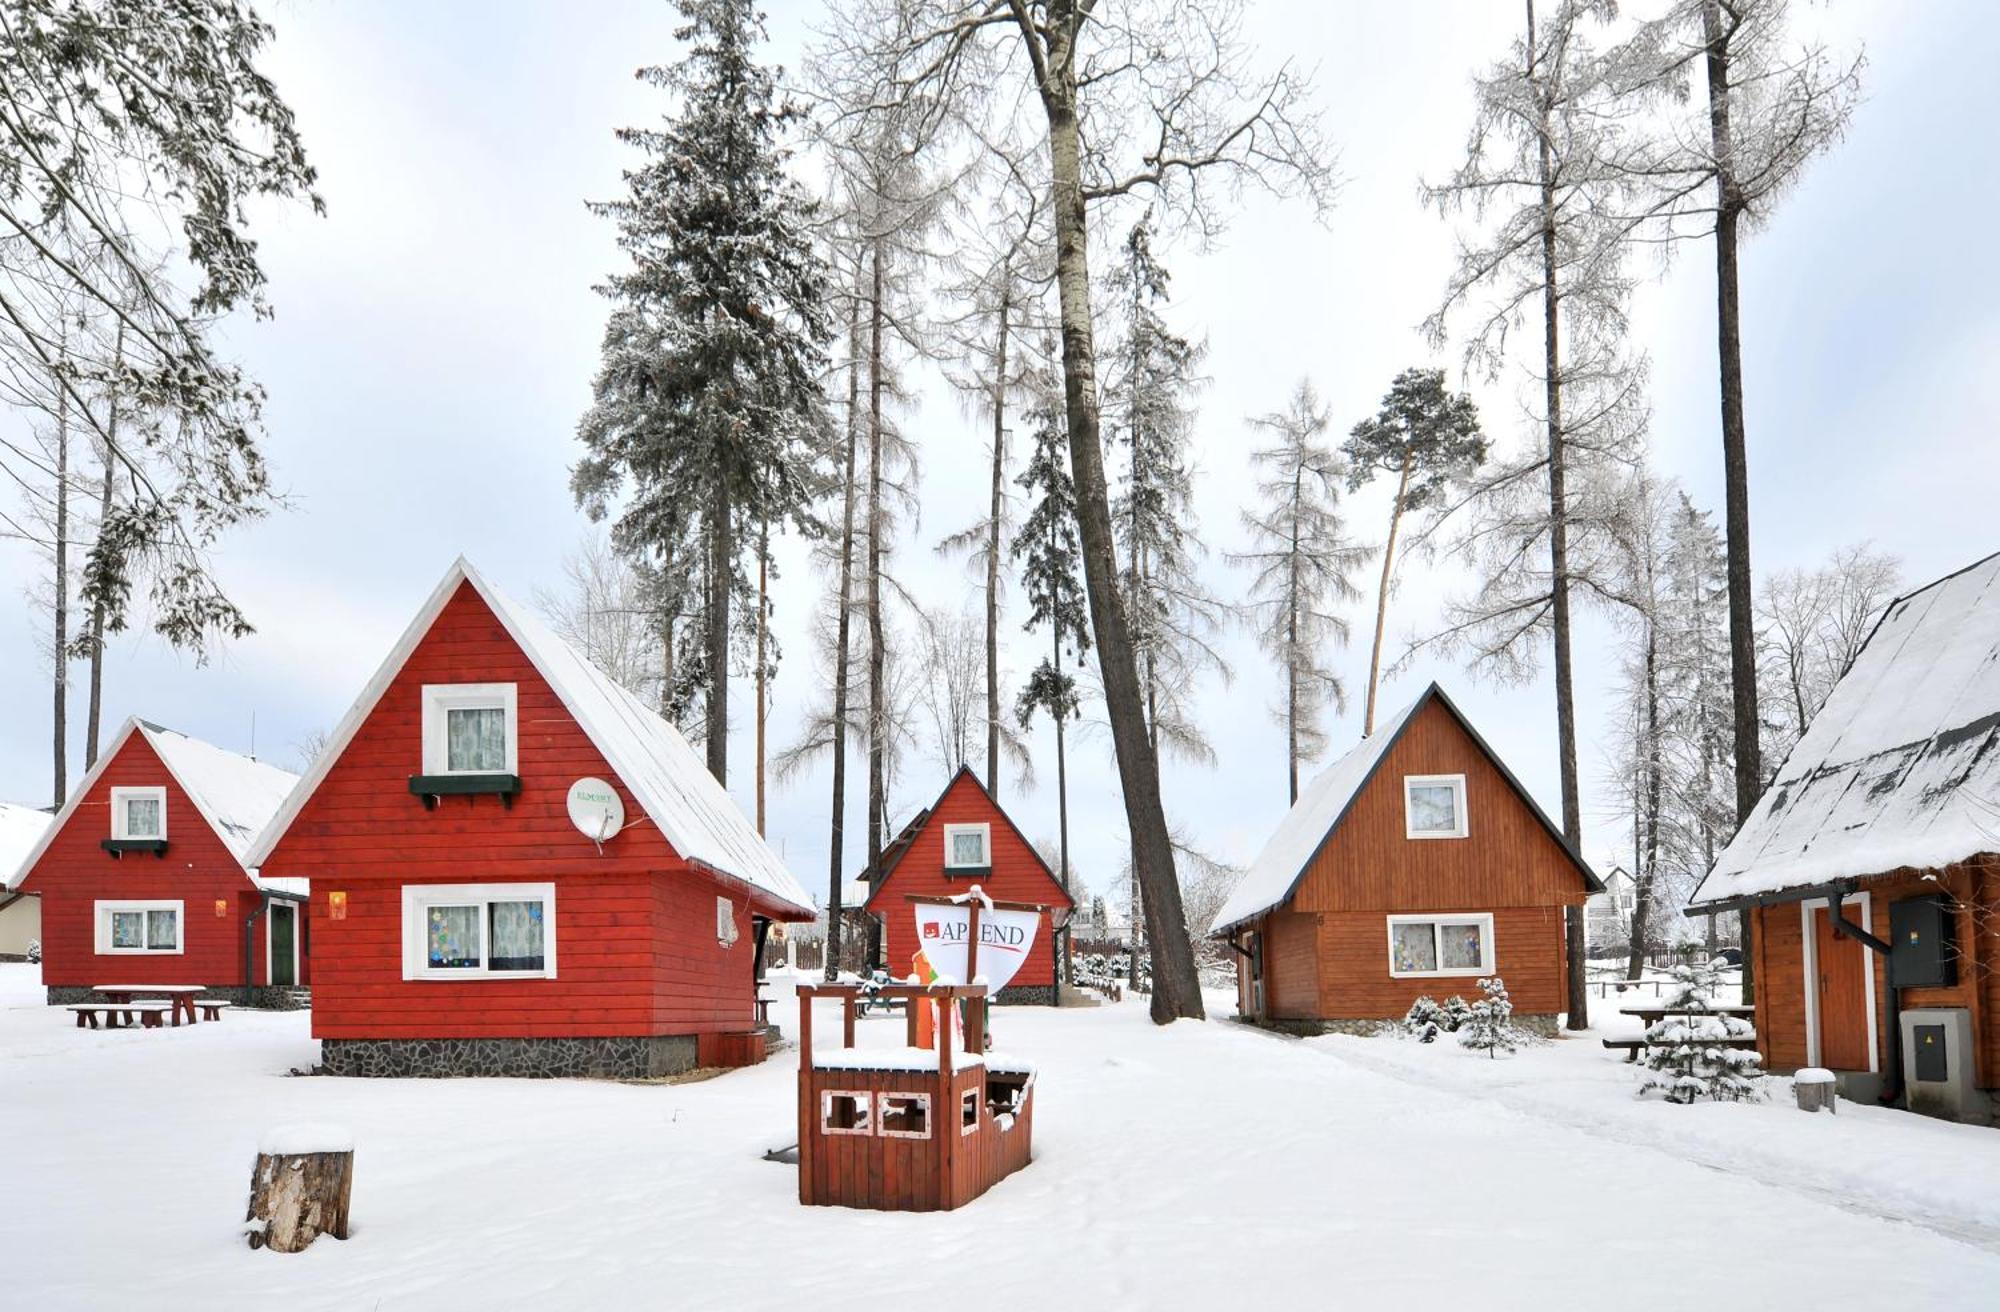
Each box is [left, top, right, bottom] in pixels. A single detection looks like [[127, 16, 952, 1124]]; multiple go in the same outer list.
[[567, 777, 625, 844]]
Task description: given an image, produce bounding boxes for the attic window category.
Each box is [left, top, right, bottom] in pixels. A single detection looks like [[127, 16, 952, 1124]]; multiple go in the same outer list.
[[943, 823, 991, 873], [421, 683, 518, 775], [1404, 775, 1468, 839], [110, 787, 167, 842]]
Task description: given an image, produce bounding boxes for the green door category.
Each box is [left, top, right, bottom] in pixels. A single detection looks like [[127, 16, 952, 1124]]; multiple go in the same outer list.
[[269, 904, 296, 987]]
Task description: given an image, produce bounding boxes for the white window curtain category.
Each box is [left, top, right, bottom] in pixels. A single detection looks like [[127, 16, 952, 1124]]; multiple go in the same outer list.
[[145, 909, 179, 950], [951, 832, 985, 865], [124, 797, 162, 838], [446, 706, 508, 772], [426, 904, 482, 969], [1407, 785, 1459, 833], [1439, 922, 1484, 970], [110, 911, 145, 949], [1391, 922, 1437, 973], [488, 900, 545, 971]]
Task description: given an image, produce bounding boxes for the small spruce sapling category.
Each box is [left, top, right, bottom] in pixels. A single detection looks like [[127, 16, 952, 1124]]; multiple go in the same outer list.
[[1440, 994, 1473, 1033], [1456, 977, 1519, 1058], [1403, 995, 1445, 1043], [1637, 962, 1764, 1104]]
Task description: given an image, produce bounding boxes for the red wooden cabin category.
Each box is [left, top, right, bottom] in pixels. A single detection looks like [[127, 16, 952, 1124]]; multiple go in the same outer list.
[[1688, 552, 2000, 1121], [1212, 684, 1600, 1033], [795, 981, 1035, 1211], [245, 558, 816, 1079], [12, 719, 306, 1005], [862, 767, 1075, 1003]]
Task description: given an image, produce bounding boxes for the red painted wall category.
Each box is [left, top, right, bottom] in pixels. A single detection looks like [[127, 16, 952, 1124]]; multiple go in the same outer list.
[[19, 733, 279, 988], [868, 771, 1074, 991], [262, 582, 761, 1040]]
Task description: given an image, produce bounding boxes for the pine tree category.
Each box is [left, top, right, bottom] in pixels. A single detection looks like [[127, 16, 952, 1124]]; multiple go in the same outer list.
[[1344, 368, 1487, 735], [1107, 214, 1226, 766], [1636, 961, 1763, 1103], [1456, 977, 1521, 1059], [1014, 353, 1090, 951], [575, 0, 833, 785], [1232, 381, 1372, 804]]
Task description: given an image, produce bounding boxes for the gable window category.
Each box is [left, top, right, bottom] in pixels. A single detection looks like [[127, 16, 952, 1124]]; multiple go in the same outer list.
[[1404, 774, 1468, 839], [401, 883, 555, 979], [110, 786, 167, 841], [943, 822, 991, 873], [420, 684, 519, 775], [95, 900, 183, 954], [1387, 913, 1493, 978]]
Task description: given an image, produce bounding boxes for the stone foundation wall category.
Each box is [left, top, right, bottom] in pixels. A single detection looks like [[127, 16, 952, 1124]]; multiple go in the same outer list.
[[1242, 1012, 1563, 1039], [321, 1034, 699, 1080], [995, 984, 1057, 1007]]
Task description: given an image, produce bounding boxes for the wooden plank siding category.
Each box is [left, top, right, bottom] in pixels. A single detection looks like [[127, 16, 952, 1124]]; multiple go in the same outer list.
[[1750, 857, 2000, 1088], [20, 732, 275, 989], [263, 581, 761, 1042], [1245, 696, 1588, 1022], [868, 770, 1074, 991]]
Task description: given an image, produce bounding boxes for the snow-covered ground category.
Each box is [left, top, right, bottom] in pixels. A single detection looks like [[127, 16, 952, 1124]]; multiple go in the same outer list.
[[5, 962, 2000, 1310]]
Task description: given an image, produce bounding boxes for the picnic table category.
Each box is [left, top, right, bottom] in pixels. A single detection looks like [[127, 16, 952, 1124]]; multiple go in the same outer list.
[[1603, 1004, 1760, 1063], [92, 984, 205, 1027]]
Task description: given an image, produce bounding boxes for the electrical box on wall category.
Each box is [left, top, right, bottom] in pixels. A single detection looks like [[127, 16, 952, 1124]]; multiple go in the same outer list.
[[1889, 894, 1955, 988]]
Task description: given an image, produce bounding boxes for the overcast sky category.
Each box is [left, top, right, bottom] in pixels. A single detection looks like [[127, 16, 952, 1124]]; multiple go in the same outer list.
[[4, 0, 1995, 913]]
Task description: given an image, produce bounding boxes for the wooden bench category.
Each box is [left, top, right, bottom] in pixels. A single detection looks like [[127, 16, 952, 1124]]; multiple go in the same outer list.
[[70, 1001, 172, 1029], [196, 998, 235, 1022]]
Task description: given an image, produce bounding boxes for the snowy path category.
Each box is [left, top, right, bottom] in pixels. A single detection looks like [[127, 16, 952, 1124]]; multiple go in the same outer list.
[[5, 966, 2000, 1309]]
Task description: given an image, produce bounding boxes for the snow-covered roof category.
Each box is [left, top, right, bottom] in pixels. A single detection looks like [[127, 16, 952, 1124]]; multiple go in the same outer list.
[[244, 558, 813, 919], [1210, 683, 1598, 934], [1690, 551, 2000, 909], [0, 802, 53, 891], [8, 721, 301, 895], [1209, 695, 1424, 934]]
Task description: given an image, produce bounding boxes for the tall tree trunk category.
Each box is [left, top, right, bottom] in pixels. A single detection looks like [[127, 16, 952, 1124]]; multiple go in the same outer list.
[[824, 274, 864, 982], [1040, 81, 1202, 1023], [986, 283, 1009, 794], [1363, 455, 1412, 737], [865, 236, 888, 972], [51, 387, 70, 809], [85, 323, 124, 770], [1702, 0, 1762, 827], [1628, 618, 1662, 981], [1285, 482, 1301, 804], [1053, 619, 1072, 986], [755, 520, 769, 835], [1528, 0, 1589, 1030], [705, 480, 732, 785]]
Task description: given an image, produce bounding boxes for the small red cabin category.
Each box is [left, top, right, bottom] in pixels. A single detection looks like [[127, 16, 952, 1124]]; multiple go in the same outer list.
[[1212, 684, 1599, 1033], [246, 558, 816, 1079], [863, 767, 1075, 1003], [13, 719, 306, 1005]]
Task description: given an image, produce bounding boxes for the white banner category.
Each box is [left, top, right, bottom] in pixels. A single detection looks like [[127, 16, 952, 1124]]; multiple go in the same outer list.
[[910, 902, 1041, 994]]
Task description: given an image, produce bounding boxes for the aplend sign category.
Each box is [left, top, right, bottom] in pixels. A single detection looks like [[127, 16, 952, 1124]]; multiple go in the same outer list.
[[913, 901, 1040, 994]]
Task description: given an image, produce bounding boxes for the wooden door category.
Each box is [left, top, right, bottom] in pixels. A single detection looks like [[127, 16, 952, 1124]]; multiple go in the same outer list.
[[269, 905, 297, 987], [1812, 907, 1869, 1070]]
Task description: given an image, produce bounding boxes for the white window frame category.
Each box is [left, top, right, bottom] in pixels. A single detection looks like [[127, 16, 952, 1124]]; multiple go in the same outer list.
[[1385, 912, 1494, 979], [821, 1090, 874, 1136], [942, 822, 992, 870], [420, 683, 519, 775], [109, 785, 168, 841], [400, 882, 556, 980], [94, 899, 185, 955], [1403, 774, 1469, 839], [877, 1091, 933, 1140]]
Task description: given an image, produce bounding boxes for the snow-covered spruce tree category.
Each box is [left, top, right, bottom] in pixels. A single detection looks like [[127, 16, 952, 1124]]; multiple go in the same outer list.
[[575, 0, 833, 786], [1014, 351, 1091, 930], [1636, 961, 1763, 1103], [1106, 213, 1228, 770], [2, 2, 320, 652], [1457, 977, 1520, 1058], [1404, 995, 1446, 1043], [1344, 368, 1488, 735], [1420, 0, 1655, 1031], [1231, 381, 1373, 804]]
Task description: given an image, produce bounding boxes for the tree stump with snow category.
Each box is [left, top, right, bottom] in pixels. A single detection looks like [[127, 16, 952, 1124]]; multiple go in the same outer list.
[[246, 1125, 354, 1253], [1794, 1068, 1838, 1114]]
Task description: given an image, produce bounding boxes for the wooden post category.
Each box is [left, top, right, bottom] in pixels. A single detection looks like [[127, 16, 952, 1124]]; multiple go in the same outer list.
[[245, 1136, 353, 1253], [797, 989, 815, 1204], [842, 992, 857, 1049]]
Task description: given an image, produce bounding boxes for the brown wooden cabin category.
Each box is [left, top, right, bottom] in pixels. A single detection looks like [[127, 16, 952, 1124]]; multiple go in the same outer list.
[[1688, 552, 2000, 1121], [1211, 683, 1600, 1033], [795, 982, 1034, 1211]]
